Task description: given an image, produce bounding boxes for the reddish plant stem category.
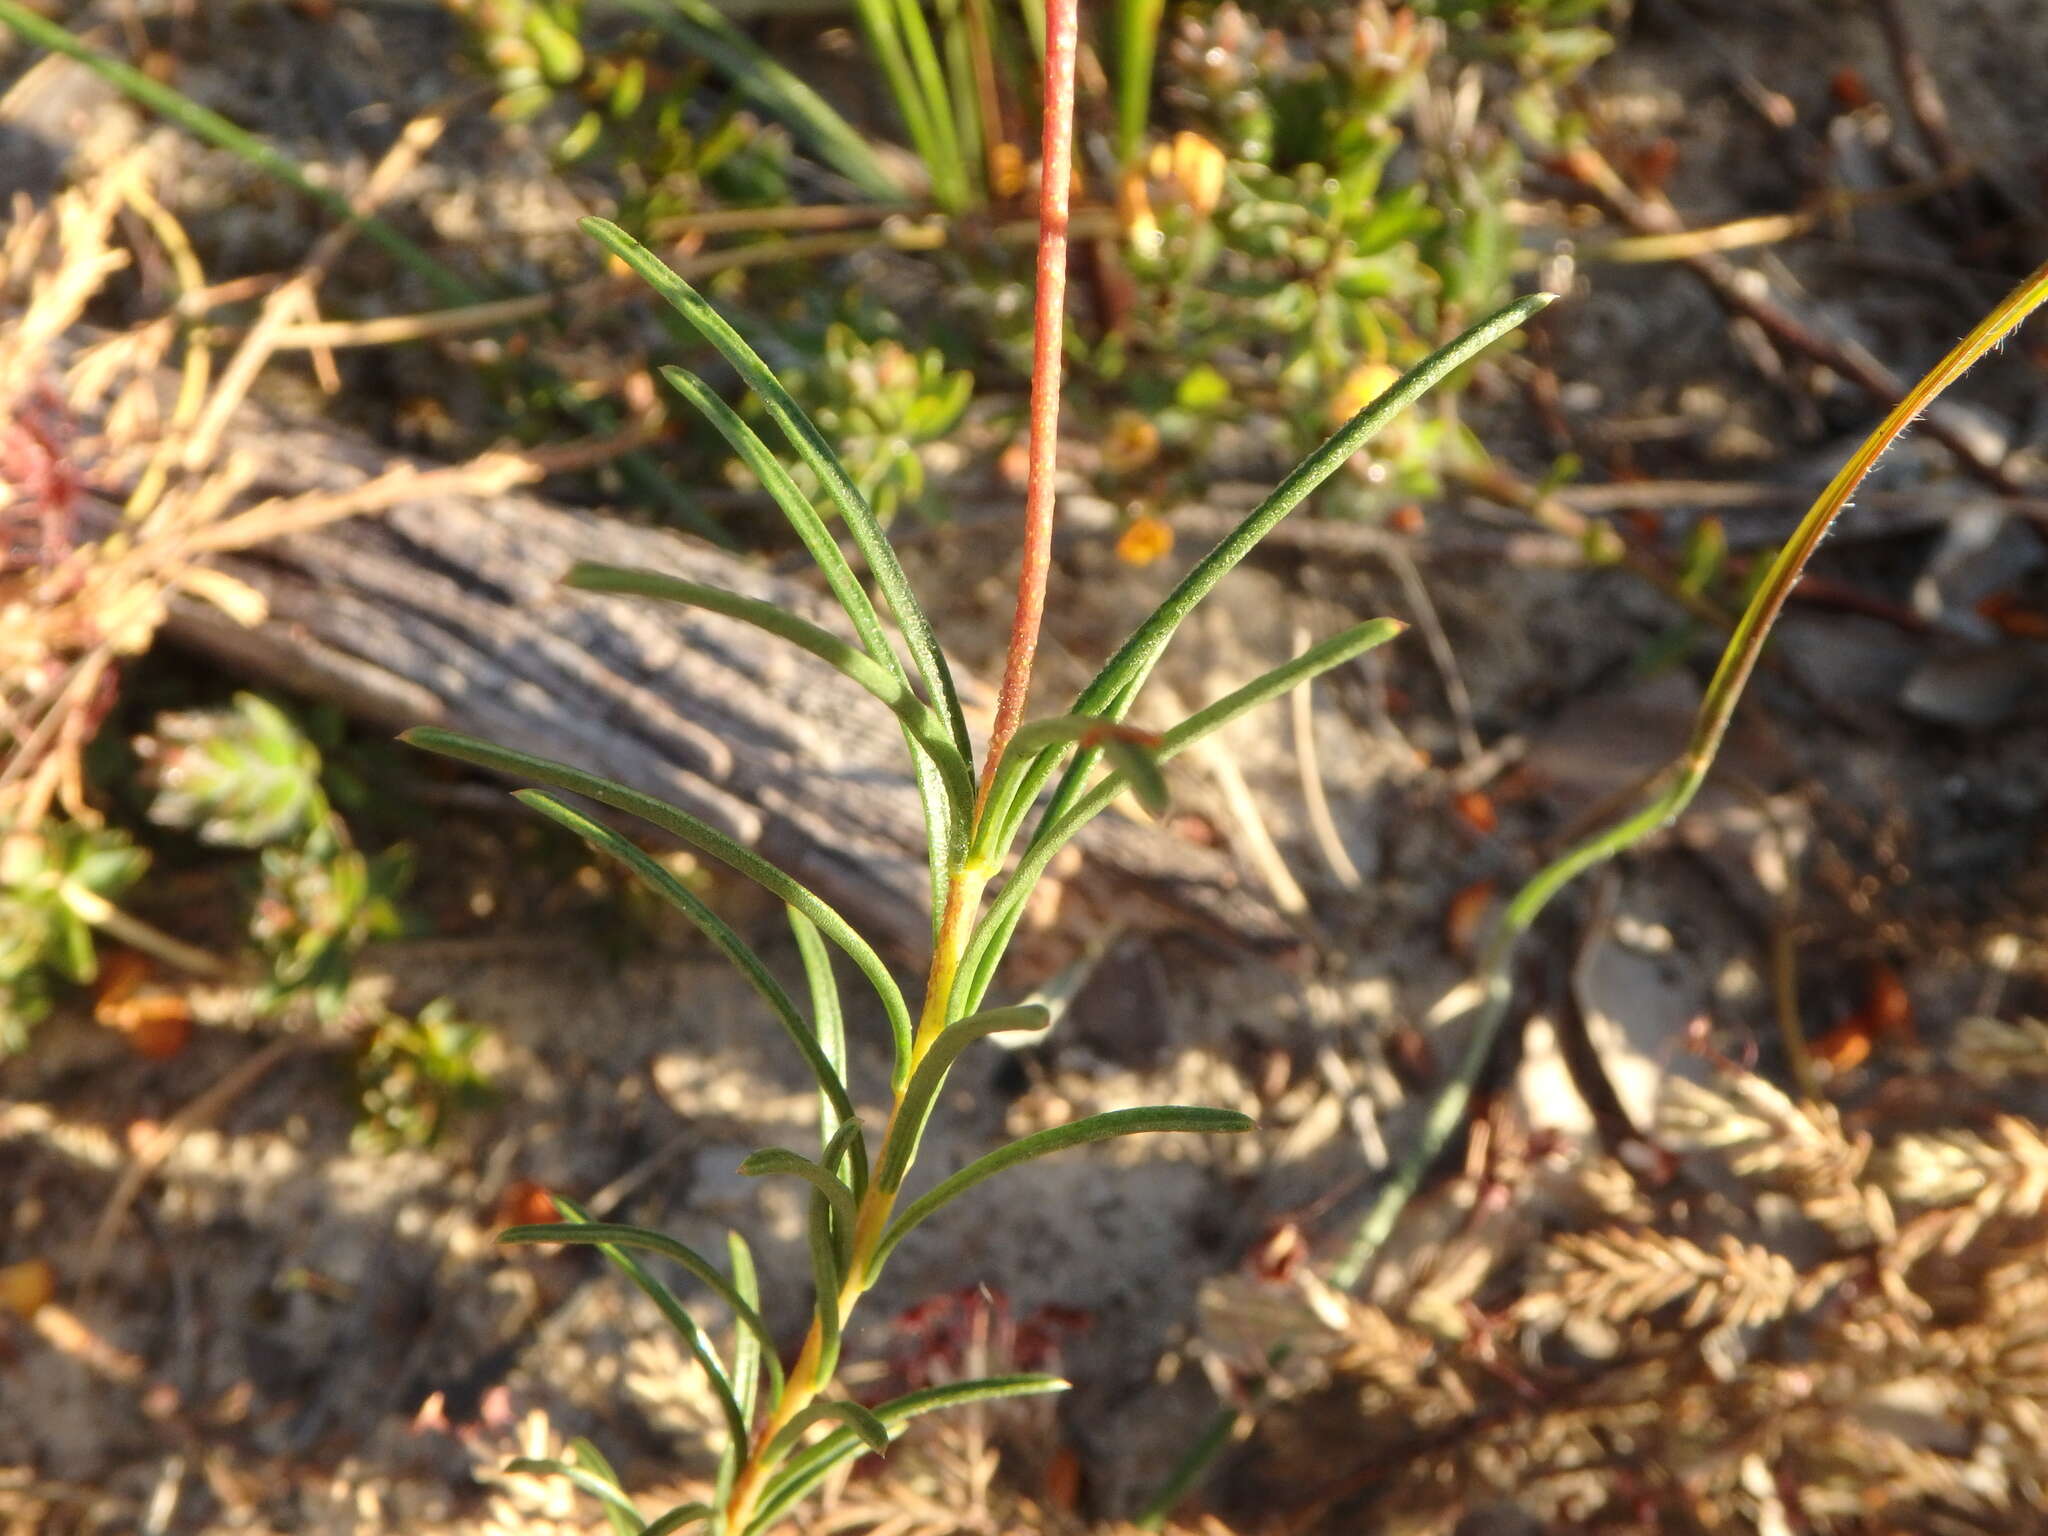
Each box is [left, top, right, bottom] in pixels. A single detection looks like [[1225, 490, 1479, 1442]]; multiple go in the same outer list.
[[976, 0, 1080, 818]]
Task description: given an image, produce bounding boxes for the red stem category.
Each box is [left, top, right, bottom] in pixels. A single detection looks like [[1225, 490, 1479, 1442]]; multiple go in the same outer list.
[[976, 0, 1079, 817]]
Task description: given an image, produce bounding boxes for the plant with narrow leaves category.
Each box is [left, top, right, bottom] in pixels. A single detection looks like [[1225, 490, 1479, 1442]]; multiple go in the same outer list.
[[406, 19, 1546, 1516]]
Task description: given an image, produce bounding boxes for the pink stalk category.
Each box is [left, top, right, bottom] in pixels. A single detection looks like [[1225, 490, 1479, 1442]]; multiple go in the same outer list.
[[976, 0, 1079, 815]]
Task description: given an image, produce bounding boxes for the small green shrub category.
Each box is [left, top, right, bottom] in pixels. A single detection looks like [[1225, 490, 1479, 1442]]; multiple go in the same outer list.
[[739, 317, 974, 526], [407, 191, 1543, 1526], [355, 998, 495, 1152], [141, 691, 410, 1021]]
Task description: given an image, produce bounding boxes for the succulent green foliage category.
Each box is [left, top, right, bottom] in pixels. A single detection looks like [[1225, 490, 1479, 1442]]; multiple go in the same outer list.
[[0, 822, 148, 1049], [142, 692, 411, 1021], [251, 842, 409, 1019], [408, 220, 1545, 1531], [1092, 0, 1613, 513], [752, 322, 975, 527], [141, 692, 327, 849], [355, 998, 495, 1151]]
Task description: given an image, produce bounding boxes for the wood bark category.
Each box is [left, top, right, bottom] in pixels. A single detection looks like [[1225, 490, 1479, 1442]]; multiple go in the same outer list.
[[141, 407, 1300, 963]]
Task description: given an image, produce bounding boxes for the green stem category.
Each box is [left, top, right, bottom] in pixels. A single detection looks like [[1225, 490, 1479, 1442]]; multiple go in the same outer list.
[[1330, 257, 2048, 1292]]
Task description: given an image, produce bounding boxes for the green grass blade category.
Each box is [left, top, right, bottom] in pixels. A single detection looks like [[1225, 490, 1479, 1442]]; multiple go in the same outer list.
[[403, 727, 915, 1064], [871, 1106, 1253, 1280], [584, 218, 971, 770], [849, 0, 949, 196], [567, 561, 973, 823], [499, 1217, 781, 1384], [959, 619, 1405, 1014], [873, 1004, 1050, 1195], [745, 1376, 1068, 1535], [1015, 0, 1046, 61], [610, 0, 902, 199], [1009, 293, 1551, 856], [890, 0, 970, 210], [1113, 0, 1165, 166], [514, 790, 856, 1125], [934, 0, 986, 206], [1329, 256, 2048, 1294]]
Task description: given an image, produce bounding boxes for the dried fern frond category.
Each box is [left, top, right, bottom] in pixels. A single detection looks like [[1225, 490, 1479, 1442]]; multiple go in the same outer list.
[[1659, 1069, 1890, 1243], [1519, 1226, 1801, 1334], [1879, 1116, 2048, 1255], [1951, 1016, 2048, 1084]]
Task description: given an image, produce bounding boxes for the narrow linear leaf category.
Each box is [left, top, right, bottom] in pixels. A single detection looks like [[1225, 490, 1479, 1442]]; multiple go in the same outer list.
[[887, 0, 967, 209], [658, 368, 898, 672], [807, 1195, 845, 1383], [661, 366, 969, 918], [506, 1459, 644, 1527], [741, 1146, 860, 1259], [871, 1107, 1254, 1280], [727, 1230, 769, 1426], [566, 562, 972, 825], [514, 791, 855, 1125], [789, 907, 850, 1155], [641, 1502, 715, 1536], [530, 1200, 750, 1453], [874, 1004, 1051, 1195], [1102, 737, 1169, 817], [583, 217, 971, 768], [1331, 256, 2048, 1293], [402, 727, 914, 1063], [1009, 293, 1551, 854], [822, 1112, 870, 1208], [847, 0, 948, 200], [911, 746, 955, 954], [498, 1217, 779, 1384], [746, 1376, 1068, 1535], [974, 715, 1165, 861], [608, 0, 901, 198], [568, 1440, 638, 1536], [959, 620, 1405, 1014], [758, 1397, 890, 1475], [1005, 714, 1166, 756]]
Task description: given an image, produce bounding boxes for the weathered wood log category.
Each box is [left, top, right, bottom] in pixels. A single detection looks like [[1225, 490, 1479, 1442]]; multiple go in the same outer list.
[[139, 407, 1300, 962]]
